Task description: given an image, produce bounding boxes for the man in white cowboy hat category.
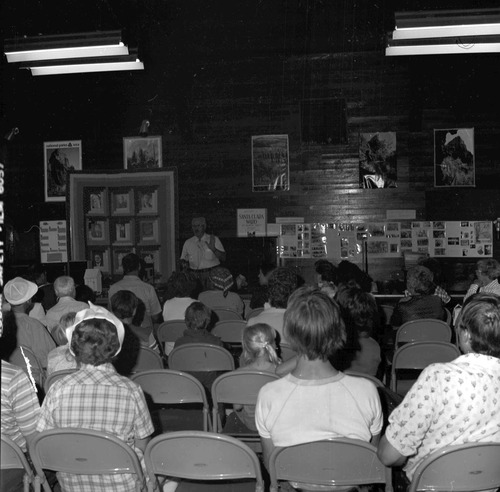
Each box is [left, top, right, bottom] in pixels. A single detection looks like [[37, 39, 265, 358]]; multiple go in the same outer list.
[[3, 277, 56, 371]]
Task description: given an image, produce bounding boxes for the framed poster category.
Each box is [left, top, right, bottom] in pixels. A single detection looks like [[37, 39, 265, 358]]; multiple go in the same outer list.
[[434, 128, 475, 187], [138, 189, 158, 214], [123, 136, 162, 169], [68, 169, 177, 283], [44, 140, 82, 202], [359, 132, 397, 189], [251, 134, 290, 192]]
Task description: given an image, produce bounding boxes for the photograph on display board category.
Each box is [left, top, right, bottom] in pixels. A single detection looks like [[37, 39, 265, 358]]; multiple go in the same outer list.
[[359, 132, 397, 189], [90, 249, 110, 273], [138, 189, 158, 214], [112, 190, 133, 214], [251, 134, 290, 192], [434, 128, 475, 187], [44, 140, 82, 202], [88, 189, 107, 215], [123, 136, 162, 169], [86, 219, 108, 244]]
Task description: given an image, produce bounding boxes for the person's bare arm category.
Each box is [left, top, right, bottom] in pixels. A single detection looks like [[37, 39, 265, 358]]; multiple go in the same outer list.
[[377, 435, 407, 467], [135, 436, 151, 454], [207, 235, 226, 262], [261, 437, 276, 472]]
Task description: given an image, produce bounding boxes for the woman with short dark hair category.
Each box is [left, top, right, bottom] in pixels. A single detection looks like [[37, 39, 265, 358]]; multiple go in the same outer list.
[[256, 286, 383, 471], [464, 258, 500, 302]]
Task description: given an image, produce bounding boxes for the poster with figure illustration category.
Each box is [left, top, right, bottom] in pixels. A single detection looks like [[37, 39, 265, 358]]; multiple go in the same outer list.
[[44, 140, 82, 202], [434, 128, 475, 187], [359, 132, 397, 188], [252, 134, 290, 192]]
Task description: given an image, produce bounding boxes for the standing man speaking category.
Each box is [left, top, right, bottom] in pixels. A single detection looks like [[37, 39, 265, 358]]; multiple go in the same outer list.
[[181, 217, 226, 290]]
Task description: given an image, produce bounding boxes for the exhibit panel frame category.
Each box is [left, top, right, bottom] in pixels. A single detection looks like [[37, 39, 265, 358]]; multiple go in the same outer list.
[[67, 169, 177, 284]]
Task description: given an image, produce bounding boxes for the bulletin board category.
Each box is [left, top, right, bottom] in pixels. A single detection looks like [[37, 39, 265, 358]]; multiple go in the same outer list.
[[278, 220, 493, 260]]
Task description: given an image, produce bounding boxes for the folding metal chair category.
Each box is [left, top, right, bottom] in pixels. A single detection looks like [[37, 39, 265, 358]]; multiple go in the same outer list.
[[395, 318, 452, 348], [29, 428, 145, 492], [144, 431, 264, 492], [1, 435, 35, 492], [156, 320, 187, 351], [212, 319, 246, 345], [245, 307, 264, 321], [408, 442, 500, 492], [390, 341, 460, 395], [131, 346, 164, 374], [212, 307, 243, 322], [131, 369, 211, 431], [211, 370, 279, 452], [168, 343, 235, 372], [269, 438, 392, 492], [344, 369, 385, 388], [279, 343, 297, 362]]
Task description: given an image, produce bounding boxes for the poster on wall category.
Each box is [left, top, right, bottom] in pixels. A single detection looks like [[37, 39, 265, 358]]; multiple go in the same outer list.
[[123, 136, 162, 169], [39, 220, 68, 263], [434, 128, 475, 187], [359, 132, 397, 189], [278, 223, 311, 258], [237, 209, 267, 237], [44, 140, 82, 202], [251, 134, 290, 192]]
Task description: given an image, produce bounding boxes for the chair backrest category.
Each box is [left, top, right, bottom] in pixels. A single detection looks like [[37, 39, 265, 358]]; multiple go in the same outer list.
[[44, 368, 78, 393], [269, 438, 392, 492], [212, 307, 243, 321], [9, 346, 45, 389], [131, 346, 164, 373], [211, 370, 279, 432], [168, 343, 235, 372], [212, 320, 247, 344], [408, 442, 500, 492], [131, 369, 210, 431], [395, 319, 452, 347], [1, 435, 35, 492], [344, 370, 385, 388], [144, 431, 264, 491], [156, 320, 187, 344], [444, 307, 452, 326], [390, 341, 460, 393], [279, 343, 297, 362], [245, 307, 264, 321], [29, 428, 145, 492]]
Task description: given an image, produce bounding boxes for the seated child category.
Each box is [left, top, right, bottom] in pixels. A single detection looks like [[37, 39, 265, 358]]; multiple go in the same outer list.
[[226, 323, 281, 432]]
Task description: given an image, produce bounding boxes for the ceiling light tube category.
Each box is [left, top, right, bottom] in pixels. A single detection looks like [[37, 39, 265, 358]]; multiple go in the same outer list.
[[25, 59, 144, 76], [386, 42, 500, 56], [5, 31, 129, 63], [392, 23, 500, 40]]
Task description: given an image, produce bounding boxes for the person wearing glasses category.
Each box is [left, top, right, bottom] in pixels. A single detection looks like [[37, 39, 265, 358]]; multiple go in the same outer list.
[[463, 259, 500, 302]]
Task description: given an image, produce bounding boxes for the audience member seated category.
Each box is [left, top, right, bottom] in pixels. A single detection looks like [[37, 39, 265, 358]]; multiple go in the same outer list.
[[75, 284, 97, 304], [463, 258, 500, 302], [378, 293, 500, 487], [247, 267, 298, 344], [162, 271, 199, 321], [256, 286, 383, 474], [3, 277, 56, 373], [418, 257, 451, 305], [390, 266, 446, 328], [36, 304, 154, 491], [249, 262, 276, 310], [45, 276, 89, 332], [225, 323, 281, 433], [108, 253, 163, 333], [198, 266, 245, 317], [28, 262, 57, 312], [173, 301, 225, 392], [47, 312, 78, 375], [1, 311, 41, 492], [314, 259, 339, 299], [336, 260, 376, 293], [335, 286, 382, 378]]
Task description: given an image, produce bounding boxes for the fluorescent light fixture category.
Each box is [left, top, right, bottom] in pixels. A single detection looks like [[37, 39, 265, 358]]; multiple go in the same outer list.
[[21, 52, 144, 76], [5, 31, 129, 63], [386, 8, 500, 56]]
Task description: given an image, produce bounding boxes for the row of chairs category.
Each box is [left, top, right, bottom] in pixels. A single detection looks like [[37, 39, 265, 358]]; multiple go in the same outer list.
[[3, 429, 500, 492]]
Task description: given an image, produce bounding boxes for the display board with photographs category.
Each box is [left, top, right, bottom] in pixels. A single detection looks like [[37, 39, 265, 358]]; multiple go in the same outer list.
[[277, 220, 493, 260], [68, 170, 177, 284]]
